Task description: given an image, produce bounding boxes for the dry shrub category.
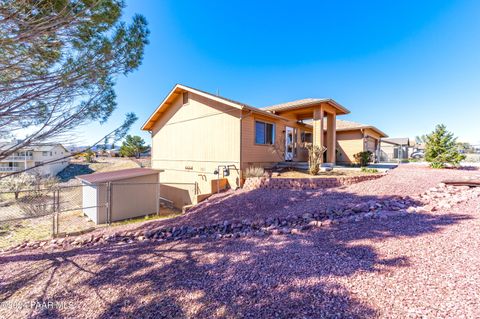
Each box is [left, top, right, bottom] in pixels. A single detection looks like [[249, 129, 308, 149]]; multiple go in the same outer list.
[[244, 166, 265, 178]]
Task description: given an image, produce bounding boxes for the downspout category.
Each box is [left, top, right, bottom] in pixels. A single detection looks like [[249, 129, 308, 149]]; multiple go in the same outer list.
[[239, 110, 253, 188]]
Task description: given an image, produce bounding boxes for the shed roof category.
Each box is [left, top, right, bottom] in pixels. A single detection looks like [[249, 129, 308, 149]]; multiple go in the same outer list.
[[77, 168, 162, 184]]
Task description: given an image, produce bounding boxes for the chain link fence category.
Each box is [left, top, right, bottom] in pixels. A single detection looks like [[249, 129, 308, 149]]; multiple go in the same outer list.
[[0, 182, 179, 249]]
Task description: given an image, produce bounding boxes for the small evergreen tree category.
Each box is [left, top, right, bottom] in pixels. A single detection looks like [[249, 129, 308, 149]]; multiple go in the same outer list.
[[425, 124, 465, 168], [119, 135, 150, 158]]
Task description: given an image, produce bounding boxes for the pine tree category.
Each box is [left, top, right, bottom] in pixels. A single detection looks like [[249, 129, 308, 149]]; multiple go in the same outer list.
[[425, 124, 465, 168], [119, 135, 150, 158], [0, 0, 149, 159]]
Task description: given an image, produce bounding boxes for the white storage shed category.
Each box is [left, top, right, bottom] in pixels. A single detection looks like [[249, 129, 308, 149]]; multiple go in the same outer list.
[[76, 168, 163, 224]]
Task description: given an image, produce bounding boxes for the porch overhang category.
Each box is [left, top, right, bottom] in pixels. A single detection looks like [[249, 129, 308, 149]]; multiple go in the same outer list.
[[263, 100, 350, 165]]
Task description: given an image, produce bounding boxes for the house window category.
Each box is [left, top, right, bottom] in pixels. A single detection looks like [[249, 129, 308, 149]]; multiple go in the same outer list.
[[255, 121, 275, 145], [182, 92, 189, 104], [301, 131, 313, 143], [42, 151, 48, 156]]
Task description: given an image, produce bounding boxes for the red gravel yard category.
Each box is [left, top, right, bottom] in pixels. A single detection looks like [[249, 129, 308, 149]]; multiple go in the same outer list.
[[1, 164, 480, 318]]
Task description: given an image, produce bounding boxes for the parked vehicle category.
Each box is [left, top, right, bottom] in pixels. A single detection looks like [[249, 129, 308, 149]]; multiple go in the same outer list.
[[410, 150, 425, 159]]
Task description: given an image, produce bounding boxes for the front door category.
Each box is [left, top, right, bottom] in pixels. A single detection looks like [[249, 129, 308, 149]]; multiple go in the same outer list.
[[285, 126, 294, 161]]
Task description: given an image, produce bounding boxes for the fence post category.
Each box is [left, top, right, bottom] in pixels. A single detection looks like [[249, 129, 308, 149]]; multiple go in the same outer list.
[[106, 182, 112, 225], [51, 189, 59, 238], [52, 189, 56, 238], [56, 189, 59, 236]]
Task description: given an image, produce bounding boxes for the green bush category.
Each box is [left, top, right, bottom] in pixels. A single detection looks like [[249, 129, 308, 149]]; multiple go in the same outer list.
[[360, 167, 379, 173], [353, 151, 373, 167], [425, 124, 466, 168]]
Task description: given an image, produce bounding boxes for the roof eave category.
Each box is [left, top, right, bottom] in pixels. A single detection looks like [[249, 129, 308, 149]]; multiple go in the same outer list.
[[360, 126, 388, 138], [263, 99, 350, 115], [325, 99, 350, 115], [336, 126, 388, 138], [142, 84, 289, 130], [141, 83, 184, 131]]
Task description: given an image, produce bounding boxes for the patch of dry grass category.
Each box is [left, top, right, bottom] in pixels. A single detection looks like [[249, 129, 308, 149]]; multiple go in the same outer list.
[[111, 208, 181, 226], [0, 208, 181, 249], [89, 157, 140, 172]]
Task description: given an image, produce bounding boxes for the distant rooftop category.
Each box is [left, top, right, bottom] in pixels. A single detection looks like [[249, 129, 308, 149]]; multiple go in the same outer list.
[[381, 137, 410, 146], [0, 142, 68, 152]]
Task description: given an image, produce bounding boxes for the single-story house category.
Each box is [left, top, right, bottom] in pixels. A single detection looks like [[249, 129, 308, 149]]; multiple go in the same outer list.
[[379, 138, 410, 162], [334, 120, 388, 164], [142, 84, 385, 208], [77, 168, 163, 224]]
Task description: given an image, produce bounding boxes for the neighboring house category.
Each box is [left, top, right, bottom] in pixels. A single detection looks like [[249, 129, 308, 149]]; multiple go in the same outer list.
[[333, 120, 388, 164], [142, 84, 351, 208], [379, 138, 411, 162], [105, 149, 121, 157], [0, 143, 70, 176]]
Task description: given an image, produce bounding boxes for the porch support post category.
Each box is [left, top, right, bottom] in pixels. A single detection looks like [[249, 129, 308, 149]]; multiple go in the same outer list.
[[312, 105, 324, 163], [326, 112, 336, 164]]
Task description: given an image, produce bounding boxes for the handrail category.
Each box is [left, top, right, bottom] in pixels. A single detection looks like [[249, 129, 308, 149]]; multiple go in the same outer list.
[[0, 167, 20, 172], [3, 156, 33, 160]]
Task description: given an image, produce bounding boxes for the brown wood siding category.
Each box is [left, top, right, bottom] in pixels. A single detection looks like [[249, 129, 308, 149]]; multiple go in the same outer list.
[[335, 130, 364, 164], [241, 112, 311, 167], [150, 92, 242, 207]]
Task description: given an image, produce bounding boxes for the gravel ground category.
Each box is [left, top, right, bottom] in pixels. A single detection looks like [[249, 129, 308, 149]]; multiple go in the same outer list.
[[52, 164, 479, 240], [0, 196, 479, 318], [1, 164, 480, 318]]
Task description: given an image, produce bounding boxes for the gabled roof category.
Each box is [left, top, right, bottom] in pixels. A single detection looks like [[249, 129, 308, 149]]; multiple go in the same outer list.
[[141, 84, 288, 131], [381, 137, 410, 146], [335, 119, 388, 137], [0, 142, 69, 153], [77, 168, 162, 184], [301, 119, 388, 138], [262, 98, 350, 115]]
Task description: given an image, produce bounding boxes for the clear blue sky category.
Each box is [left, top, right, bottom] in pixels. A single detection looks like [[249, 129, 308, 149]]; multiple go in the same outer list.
[[80, 0, 480, 146]]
